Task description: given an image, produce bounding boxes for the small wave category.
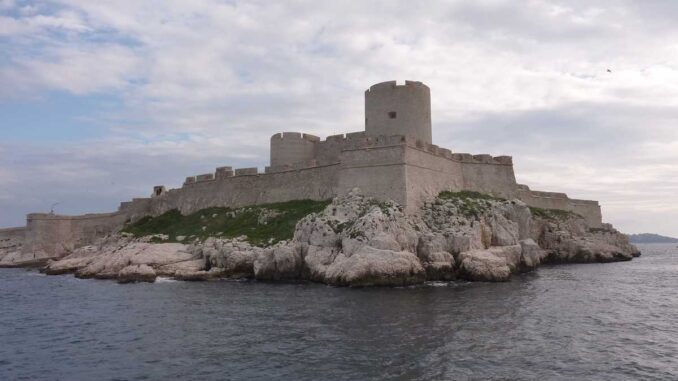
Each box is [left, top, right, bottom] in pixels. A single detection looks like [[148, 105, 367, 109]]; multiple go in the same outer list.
[[424, 281, 451, 287], [155, 277, 179, 283]]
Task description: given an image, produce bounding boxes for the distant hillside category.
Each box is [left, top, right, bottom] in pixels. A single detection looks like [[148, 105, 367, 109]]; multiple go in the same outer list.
[[628, 233, 678, 244]]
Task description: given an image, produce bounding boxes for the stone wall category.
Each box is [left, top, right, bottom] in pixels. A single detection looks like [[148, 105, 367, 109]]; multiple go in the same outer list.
[[118, 198, 153, 223], [516, 186, 602, 228], [314, 132, 366, 166], [459, 155, 518, 199], [270, 132, 319, 167], [149, 164, 340, 216], [23, 212, 128, 258], [403, 145, 464, 212], [338, 144, 408, 206], [13, 133, 603, 256], [0, 227, 25, 253]]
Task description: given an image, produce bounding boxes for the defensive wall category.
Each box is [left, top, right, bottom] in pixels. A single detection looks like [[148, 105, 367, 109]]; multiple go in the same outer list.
[[0, 227, 26, 253], [270, 132, 320, 167], [22, 212, 129, 257], [8, 131, 603, 258], [516, 185, 602, 227], [6, 80, 604, 258], [117, 132, 601, 224]]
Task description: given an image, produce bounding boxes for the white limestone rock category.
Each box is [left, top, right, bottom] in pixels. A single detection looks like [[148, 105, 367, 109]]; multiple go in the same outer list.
[[37, 190, 640, 286], [118, 264, 156, 283], [156, 259, 207, 277], [77, 243, 188, 279], [253, 243, 303, 281], [458, 250, 511, 282], [42, 245, 101, 275], [532, 213, 639, 263], [323, 246, 425, 287], [519, 238, 546, 271], [303, 245, 340, 282], [0, 250, 45, 267], [201, 238, 260, 277], [416, 234, 456, 280], [489, 214, 519, 246], [423, 251, 456, 281], [487, 245, 522, 272], [173, 267, 226, 281], [502, 200, 533, 240]]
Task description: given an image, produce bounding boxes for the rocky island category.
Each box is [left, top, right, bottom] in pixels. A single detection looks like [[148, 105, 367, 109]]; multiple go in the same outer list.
[[0, 81, 639, 285]]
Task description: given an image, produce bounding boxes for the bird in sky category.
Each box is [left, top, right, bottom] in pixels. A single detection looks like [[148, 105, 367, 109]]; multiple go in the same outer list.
[[607, 68, 612, 73]]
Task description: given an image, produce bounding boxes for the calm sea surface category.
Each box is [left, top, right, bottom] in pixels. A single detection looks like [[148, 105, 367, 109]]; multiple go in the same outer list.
[[1, 243, 677, 381]]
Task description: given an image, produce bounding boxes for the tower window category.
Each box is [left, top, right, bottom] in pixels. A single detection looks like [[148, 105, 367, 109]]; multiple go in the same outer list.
[[388, 111, 397, 119]]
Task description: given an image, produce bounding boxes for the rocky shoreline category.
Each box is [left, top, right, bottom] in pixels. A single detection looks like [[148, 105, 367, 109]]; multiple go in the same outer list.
[[1, 191, 640, 286]]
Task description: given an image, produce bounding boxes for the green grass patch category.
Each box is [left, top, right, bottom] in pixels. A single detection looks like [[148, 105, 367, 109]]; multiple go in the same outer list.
[[122, 199, 331, 246], [437, 191, 504, 219], [438, 190, 505, 202], [529, 206, 575, 220]]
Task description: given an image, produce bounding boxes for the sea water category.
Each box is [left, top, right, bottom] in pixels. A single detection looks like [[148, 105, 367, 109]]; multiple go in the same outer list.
[[1, 244, 676, 380]]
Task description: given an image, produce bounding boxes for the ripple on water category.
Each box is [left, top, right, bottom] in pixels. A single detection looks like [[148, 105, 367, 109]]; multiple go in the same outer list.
[[0, 244, 677, 380]]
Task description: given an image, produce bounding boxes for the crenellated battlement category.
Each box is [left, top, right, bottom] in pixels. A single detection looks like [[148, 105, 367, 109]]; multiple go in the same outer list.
[[184, 166, 261, 186], [184, 128, 515, 189], [269, 128, 514, 172], [196, 173, 215, 182], [529, 190, 569, 199], [270, 132, 320, 143], [365, 80, 429, 93], [215, 166, 234, 179]]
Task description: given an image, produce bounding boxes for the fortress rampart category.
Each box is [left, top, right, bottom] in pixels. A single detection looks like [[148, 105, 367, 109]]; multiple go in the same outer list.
[[22, 212, 128, 257], [6, 80, 606, 258]]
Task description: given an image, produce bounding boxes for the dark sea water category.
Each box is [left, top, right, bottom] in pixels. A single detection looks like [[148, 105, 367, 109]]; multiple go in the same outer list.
[[1, 243, 677, 381]]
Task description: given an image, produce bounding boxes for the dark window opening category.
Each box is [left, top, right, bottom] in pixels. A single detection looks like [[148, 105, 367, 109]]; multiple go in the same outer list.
[[388, 111, 397, 119]]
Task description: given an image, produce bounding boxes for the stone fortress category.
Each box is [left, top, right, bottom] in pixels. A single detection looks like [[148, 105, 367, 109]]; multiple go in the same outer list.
[[1, 80, 603, 259]]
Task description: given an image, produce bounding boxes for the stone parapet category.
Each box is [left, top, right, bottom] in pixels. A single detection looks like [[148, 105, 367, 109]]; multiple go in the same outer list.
[[530, 190, 568, 199], [234, 167, 258, 176], [215, 166, 234, 179], [196, 173, 215, 182]]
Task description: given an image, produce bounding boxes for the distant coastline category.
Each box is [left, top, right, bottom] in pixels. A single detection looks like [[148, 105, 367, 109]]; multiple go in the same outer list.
[[629, 233, 678, 244]]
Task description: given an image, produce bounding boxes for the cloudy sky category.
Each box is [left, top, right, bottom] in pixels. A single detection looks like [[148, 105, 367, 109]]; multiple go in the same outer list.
[[1, 0, 677, 236]]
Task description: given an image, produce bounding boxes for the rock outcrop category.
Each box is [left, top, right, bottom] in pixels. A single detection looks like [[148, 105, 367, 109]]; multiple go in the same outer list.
[[0, 236, 49, 268], [39, 190, 640, 286], [118, 264, 156, 283]]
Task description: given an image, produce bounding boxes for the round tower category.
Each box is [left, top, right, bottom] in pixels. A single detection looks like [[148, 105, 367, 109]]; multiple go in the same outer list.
[[364, 80, 432, 144], [270, 132, 319, 166]]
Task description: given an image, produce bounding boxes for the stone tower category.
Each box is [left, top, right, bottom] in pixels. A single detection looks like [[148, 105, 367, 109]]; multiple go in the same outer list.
[[364, 80, 432, 144], [270, 132, 319, 167]]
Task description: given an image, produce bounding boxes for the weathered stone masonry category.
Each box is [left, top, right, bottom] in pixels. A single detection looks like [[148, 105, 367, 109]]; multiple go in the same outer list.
[[4, 80, 604, 258]]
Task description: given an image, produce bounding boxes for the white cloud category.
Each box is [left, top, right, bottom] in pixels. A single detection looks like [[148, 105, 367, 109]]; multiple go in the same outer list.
[[1, 0, 678, 236]]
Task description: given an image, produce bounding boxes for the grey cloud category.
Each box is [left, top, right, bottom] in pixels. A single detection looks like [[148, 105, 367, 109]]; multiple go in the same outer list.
[[1, 0, 677, 236]]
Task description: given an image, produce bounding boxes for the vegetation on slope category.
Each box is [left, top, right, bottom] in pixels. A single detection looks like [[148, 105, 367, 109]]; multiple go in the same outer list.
[[438, 190, 505, 202], [528, 206, 576, 221], [437, 191, 506, 219], [122, 199, 331, 246], [437, 191, 578, 221]]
